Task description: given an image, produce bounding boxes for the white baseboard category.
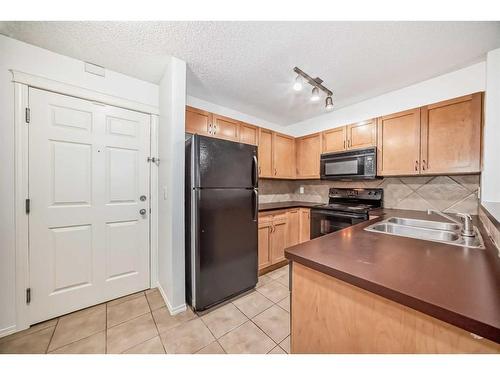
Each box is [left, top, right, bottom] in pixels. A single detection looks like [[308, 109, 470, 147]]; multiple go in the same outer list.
[[0, 325, 17, 339], [156, 284, 187, 315]]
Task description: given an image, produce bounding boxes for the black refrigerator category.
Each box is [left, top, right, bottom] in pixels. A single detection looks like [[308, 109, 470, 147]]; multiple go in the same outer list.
[[185, 134, 258, 311]]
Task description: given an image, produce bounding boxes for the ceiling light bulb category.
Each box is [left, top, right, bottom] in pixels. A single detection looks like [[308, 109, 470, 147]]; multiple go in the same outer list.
[[310, 87, 320, 102], [325, 96, 334, 111], [293, 75, 303, 91]]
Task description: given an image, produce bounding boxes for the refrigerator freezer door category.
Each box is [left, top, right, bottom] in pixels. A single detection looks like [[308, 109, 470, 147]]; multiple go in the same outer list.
[[196, 135, 258, 188], [193, 188, 258, 310]]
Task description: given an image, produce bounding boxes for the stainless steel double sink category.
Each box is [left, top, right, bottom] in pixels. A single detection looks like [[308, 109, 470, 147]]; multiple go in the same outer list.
[[364, 216, 485, 249]]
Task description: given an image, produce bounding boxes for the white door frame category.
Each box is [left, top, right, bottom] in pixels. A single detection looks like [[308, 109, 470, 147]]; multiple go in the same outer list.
[[12, 70, 160, 333]]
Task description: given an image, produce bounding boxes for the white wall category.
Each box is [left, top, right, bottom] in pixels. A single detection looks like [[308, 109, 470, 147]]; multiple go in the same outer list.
[[158, 58, 187, 314], [187, 95, 288, 134], [286, 62, 487, 137], [0, 35, 159, 335], [481, 48, 500, 217]]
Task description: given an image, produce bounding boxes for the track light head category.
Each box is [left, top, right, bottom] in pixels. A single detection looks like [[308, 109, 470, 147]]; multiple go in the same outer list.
[[325, 96, 334, 111], [293, 75, 303, 91], [310, 86, 320, 102]]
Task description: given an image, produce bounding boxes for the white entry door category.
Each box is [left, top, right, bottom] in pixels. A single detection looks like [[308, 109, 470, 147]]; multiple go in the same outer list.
[[28, 88, 151, 324]]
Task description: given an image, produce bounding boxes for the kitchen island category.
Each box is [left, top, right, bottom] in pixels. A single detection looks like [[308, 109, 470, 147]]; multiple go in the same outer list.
[[285, 209, 500, 353]]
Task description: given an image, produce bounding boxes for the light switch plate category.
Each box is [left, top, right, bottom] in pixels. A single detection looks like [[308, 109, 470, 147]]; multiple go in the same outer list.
[[163, 186, 168, 200], [299, 186, 305, 194]]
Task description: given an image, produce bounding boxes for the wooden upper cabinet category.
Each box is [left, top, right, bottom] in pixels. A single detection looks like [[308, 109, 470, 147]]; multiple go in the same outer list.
[[377, 108, 421, 176], [346, 119, 376, 149], [185, 106, 212, 136], [212, 114, 239, 141], [258, 128, 273, 178], [322, 127, 346, 153], [296, 133, 322, 179], [287, 209, 300, 247], [239, 122, 259, 146], [273, 133, 296, 178], [420, 93, 482, 175]]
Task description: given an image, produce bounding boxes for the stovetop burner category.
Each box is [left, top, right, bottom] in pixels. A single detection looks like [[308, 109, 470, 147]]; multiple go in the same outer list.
[[312, 188, 383, 214], [314, 203, 374, 213]]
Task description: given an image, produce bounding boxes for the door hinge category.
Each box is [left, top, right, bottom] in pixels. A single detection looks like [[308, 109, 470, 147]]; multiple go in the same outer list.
[[26, 288, 31, 304], [147, 156, 160, 166], [25, 107, 30, 123], [25, 198, 30, 214]]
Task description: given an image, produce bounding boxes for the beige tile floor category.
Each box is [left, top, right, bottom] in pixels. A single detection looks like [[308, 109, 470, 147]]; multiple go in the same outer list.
[[0, 265, 290, 354]]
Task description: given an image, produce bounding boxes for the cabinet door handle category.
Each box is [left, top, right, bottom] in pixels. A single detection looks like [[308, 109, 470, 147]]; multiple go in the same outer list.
[[208, 124, 212, 135], [213, 124, 217, 135], [274, 168, 277, 176], [422, 159, 426, 170], [343, 140, 346, 149], [415, 160, 419, 171]]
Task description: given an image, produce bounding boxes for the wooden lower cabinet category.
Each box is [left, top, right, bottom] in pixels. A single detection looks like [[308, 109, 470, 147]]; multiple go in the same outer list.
[[259, 208, 311, 272], [291, 263, 500, 353], [299, 208, 310, 243], [257, 217, 273, 270], [287, 209, 300, 247]]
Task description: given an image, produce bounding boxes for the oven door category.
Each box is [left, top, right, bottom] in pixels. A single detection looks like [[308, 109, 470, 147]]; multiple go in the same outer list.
[[310, 209, 367, 239]]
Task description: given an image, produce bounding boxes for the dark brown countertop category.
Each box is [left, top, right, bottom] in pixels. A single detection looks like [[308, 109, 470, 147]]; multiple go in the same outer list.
[[258, 201, 321, 212], [285, 208, 500, 343]]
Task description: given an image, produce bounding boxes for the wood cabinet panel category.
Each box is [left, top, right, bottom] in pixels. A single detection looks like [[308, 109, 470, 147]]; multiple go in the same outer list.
[[287, 209, 300, 247], [420, 93, 482, 175], [185, 106, 212, 136], [377, 108, 421, 176], [273, 133, 295, 178], [291, 263, 499, 354], [299, 208, 310, 243], [271, 216, 287, 264], [258, 217, 272, 270], [322, 127, 346, 153], [296, 133, 321, 179], [212, 114, 239, 141], [347, 119, 376, 149], [258, 128, 273, 178], [239, 122, 259, 146]]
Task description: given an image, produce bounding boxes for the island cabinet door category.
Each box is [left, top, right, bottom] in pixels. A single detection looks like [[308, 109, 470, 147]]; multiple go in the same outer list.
[[420, 93, 482, 175], [270, 214, 288, 263], [185, 106, 212, 136], [299, 208, 310, 243], [377, 108, 421, 176], [322, 126, 346, 153], [287, 209, 300, 247], [258, 217, 273, 270], [273, 133, 296, 178], [258, 128, 273, 178], [296, 133, 322, 179], [346, 119, 376, 149], [212, 114, 240, 141]]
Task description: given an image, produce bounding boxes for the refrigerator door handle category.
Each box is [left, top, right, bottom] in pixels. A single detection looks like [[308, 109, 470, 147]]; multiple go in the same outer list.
[[252, 188, 258, 222], [252, 154, 258, 188]]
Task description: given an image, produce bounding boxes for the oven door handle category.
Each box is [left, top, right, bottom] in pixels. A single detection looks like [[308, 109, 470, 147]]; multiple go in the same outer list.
[[311, 210, 367, 219]]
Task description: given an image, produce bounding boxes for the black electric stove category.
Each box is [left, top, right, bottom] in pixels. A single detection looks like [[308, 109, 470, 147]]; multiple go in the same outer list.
[[310, 188, 383, 239]]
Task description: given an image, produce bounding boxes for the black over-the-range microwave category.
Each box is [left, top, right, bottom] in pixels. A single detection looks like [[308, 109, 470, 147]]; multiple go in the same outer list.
[[320, 147, 377, 180]]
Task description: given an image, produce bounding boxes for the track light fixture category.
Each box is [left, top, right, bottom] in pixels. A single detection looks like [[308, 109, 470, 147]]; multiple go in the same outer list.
[[293, 75, 303, 91], [292, 66, 334, 111], [310, 87, 320, 102], [325, 95, 334, 111]]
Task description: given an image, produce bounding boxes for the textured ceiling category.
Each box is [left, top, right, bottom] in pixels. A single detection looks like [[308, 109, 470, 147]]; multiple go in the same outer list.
[[1, 21, 499, 125]]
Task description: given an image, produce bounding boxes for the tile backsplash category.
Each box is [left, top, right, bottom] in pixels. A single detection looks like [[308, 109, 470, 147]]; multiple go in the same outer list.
[[259, 174, 480, 214]]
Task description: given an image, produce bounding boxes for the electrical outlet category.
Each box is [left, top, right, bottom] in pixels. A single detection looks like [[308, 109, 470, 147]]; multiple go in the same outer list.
[[299, 186, 305, 194]]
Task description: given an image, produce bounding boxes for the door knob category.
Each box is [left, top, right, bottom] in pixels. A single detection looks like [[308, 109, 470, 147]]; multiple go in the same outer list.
[[140, 209, 147, 216]]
